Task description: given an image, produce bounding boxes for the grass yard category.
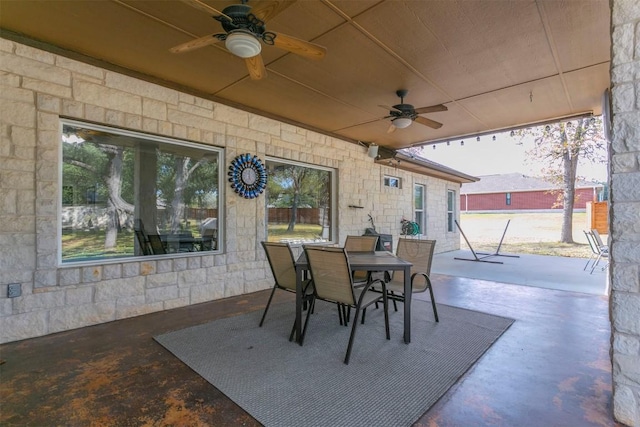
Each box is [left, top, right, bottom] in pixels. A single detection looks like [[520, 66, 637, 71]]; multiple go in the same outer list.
[[458, 212, 600, 258], [266, 223, 324, 242]]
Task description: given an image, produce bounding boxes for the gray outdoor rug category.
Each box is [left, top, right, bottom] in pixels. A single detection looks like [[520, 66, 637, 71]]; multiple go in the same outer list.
[[154, 299, 514, 427]]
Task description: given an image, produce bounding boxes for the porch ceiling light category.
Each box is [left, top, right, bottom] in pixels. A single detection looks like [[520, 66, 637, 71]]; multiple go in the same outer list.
[[367, 143, 379, 158], [226, 31, 262, 58], [393, 117, 412, 129]]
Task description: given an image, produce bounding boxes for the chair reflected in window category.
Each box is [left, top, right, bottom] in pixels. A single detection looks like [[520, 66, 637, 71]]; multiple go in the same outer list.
[[147, 234, 167, 255], [201, 227, 218, 251], [134, 219, 151, 256]]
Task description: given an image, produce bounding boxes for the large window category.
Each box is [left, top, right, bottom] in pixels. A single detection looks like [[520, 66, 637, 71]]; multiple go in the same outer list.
[[447, 189, 456, 232], [414, 184, 425, 235], [61, 120, 222, 263], [265, 158, 335, 244]]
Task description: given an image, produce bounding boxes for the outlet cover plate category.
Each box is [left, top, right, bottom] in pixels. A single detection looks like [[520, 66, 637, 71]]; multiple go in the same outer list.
[[7, 283, 21, 298]]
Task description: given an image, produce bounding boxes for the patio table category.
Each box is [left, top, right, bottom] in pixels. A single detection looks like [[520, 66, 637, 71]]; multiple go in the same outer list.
[[295, 250, 413, 345], [160, 234, 209, 252]]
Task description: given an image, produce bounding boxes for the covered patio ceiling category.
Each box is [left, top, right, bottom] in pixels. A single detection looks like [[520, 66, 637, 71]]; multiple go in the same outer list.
[[0, 0, 610, 155]]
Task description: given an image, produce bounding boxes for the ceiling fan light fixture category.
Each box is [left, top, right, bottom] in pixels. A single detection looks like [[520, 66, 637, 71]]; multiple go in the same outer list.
[[393, 117, 412, 129], [226, 31, 262, 58]]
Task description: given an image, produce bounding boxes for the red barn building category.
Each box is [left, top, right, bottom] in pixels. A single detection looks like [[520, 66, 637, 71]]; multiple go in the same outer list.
[[460, 173, 604, 212]]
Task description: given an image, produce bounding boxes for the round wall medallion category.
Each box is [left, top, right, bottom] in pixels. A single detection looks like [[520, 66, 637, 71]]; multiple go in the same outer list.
[[228, 153, 267, 199]]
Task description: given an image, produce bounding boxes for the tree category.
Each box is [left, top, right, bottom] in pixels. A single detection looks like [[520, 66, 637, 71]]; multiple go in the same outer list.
[[157, 154, 218, 233], [267, 164, 330, 232], [63, 131, 135, 249], [518, 117, 606, 243]]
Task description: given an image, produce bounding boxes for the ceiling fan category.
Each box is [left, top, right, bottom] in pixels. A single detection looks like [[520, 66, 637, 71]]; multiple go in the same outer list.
[[170, 0, 327, 80], [380, 90, 448, 133]]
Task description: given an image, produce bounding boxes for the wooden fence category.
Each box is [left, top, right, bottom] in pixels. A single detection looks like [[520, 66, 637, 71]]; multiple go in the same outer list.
[[268, 208, 320, 224], [586, 201, 608, 234]]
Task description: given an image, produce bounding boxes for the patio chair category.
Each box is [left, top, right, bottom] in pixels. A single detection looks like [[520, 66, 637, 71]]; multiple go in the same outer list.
[[583, 230, 599, 271], [588, 230, 609, 274], [345, 235, 379, 287], [134, 219, 151, 255], [201, 227, 217, 251], [147, 234, 167, 255], [382, 238, 438, 322], [304, 246, 390, 364], [260, 242, 315, 343]]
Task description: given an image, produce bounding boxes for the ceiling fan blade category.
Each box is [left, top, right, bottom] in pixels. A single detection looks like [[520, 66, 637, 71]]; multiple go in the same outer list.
[[251, 0, 296, 22], [387, 123, 397, 134], [414, 116, 443, 129], [169, 33, 223, 53], [179, 0, 232, 20], [245, 55, 267, 80], [273, 32, 326, 60], [414, 104, 448, 114]]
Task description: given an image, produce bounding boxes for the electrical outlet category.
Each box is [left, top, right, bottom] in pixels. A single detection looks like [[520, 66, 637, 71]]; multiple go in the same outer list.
[[7, 283, 21, 298]]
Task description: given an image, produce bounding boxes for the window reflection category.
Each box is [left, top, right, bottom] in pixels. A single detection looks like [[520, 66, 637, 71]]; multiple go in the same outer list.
[[61, 121, 221, 263]]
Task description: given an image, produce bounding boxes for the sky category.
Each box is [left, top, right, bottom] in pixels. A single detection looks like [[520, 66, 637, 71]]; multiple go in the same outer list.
[[417, 131, 608, 182]]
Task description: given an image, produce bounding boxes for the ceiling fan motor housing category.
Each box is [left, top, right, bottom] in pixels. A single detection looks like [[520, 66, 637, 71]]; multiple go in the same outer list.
[[218, 4, 272, 43], [389, 90, 416, 119]]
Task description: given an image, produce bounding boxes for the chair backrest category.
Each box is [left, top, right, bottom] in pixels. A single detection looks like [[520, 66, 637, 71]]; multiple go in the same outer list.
[[261, 242, 297, 291], [203, 228, 217, 238], [202, 228, 218, 250], [344, 235, 379, 252], [591, 229, 606, 248], [147, 234, 167, 255], [304, 246, 355, 306], [134, 229, 151, 255], [584, 230, 600, 255], [391, 238, 437, 292], [344, 235, 379, 282]]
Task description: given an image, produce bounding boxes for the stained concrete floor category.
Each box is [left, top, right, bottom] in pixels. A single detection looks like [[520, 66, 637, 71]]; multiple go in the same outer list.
[[432, 250, 608, 295], [0, 273, 622, 426]]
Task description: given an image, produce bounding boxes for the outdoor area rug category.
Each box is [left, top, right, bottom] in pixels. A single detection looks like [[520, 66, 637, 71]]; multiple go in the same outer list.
[[154, 299, 514, 427]]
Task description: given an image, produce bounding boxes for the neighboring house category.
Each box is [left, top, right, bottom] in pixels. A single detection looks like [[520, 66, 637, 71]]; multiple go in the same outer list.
[[460, 173, 604, 212]]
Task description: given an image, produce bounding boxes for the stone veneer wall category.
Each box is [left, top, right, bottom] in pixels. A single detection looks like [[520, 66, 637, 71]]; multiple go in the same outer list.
[[0, 39, 461, 344], [610, 0, 640, 425]]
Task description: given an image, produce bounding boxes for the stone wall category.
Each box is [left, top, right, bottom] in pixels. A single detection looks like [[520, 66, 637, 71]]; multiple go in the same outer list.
[[610, 0, 640, 425], [0, 40, 461, 343]]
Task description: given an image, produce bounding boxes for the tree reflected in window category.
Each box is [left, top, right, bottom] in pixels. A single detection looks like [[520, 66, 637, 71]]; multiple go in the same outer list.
[[61, 121, 221, 263]]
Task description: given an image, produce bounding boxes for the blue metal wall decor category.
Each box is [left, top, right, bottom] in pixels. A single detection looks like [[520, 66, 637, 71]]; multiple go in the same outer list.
[[228, 153, 267, 199]]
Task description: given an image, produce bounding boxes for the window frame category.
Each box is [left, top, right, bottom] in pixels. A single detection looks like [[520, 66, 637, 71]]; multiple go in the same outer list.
[[506, 192, 512, 206], [447, 189, 456, 232], [58, 119, 224, 266], [264, 157, 337, 245], [414, 183, 426, 235], [383, 175, 402, 189]]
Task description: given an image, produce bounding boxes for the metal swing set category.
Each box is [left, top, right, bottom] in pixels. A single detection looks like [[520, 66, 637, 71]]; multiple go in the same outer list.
[[454, 219, 520, 264]]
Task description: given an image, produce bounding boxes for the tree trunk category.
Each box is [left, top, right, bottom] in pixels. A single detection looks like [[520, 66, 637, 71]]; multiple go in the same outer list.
[[560, 133, 580, 243], [170, 158, 189, 233], [103, 146, 133, 249], [287, 191, 299, 232]]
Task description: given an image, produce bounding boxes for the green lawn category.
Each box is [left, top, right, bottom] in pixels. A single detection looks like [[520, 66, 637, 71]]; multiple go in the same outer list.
[[266, 223, 324, 242]]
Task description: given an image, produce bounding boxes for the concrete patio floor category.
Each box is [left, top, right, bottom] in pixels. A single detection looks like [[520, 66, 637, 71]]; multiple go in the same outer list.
[[432, 250, 609, 295], [0, 269, 621, 426]]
